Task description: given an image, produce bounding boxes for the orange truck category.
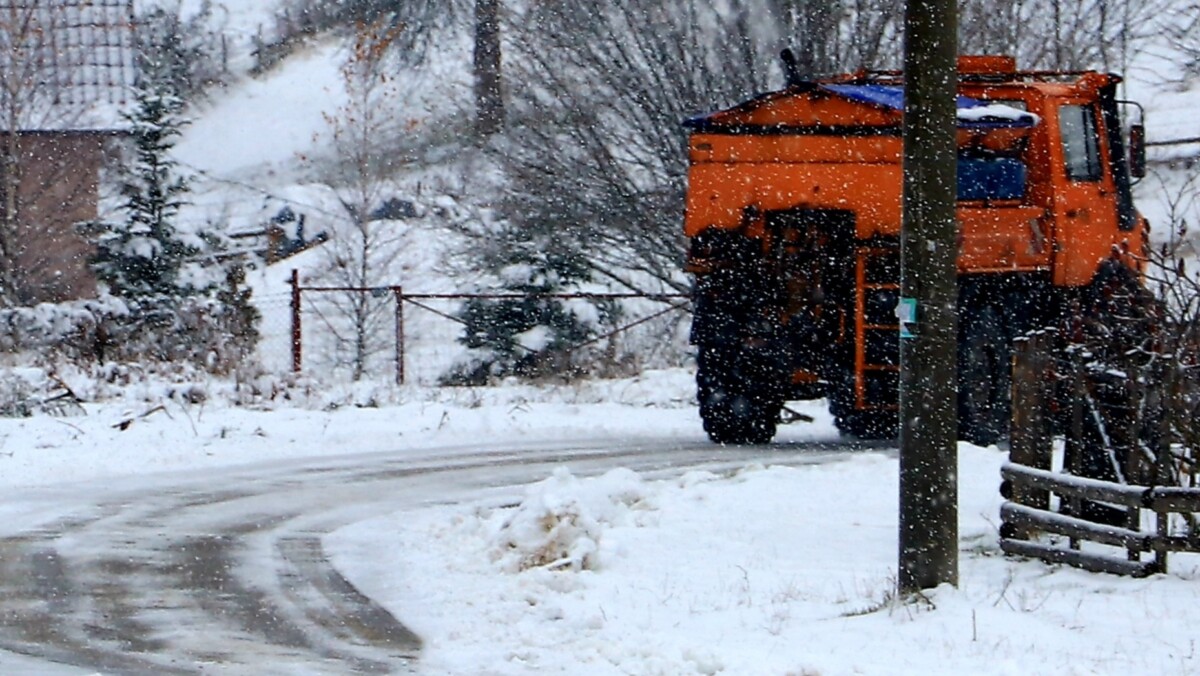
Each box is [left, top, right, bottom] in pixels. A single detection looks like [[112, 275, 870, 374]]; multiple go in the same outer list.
[[683, 55, 1148, 445]]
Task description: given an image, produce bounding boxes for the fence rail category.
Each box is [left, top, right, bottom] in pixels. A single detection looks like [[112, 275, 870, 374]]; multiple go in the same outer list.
[[285, 270, 691, 385], [1147, 136, 1200, 147]]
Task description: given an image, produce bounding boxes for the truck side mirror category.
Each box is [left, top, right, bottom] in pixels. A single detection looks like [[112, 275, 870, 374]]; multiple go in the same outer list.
[[1129, 124, 1146, 179]]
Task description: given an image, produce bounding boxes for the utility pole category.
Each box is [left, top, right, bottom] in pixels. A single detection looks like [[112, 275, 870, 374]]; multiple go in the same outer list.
[[898, 0, 959, 592]]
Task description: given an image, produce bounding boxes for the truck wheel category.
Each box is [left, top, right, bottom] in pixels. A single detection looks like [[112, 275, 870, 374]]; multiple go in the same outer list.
[[696, 348, 779, 444], [958, 305, 1010, 447], [829, 370, 897, 439], [833, 409, 897, 439]]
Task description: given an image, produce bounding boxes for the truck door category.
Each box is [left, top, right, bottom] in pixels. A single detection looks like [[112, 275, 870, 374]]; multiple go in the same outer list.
[[1052, 101, 1121, 287]]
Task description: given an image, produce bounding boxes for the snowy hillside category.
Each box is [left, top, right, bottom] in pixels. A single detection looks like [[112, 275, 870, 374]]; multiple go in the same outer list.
[[163, 6, 484, 382]]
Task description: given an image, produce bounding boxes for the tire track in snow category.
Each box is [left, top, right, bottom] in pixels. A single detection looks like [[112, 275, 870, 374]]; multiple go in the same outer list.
[[0, 438, 887, 673]]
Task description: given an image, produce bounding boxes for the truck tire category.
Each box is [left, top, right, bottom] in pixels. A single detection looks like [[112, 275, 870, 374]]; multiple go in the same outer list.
[[696, 348, 779, 444], [958, 305, 1011, 447], [829, 370, 897, 440], [833, 409, 897, 439]]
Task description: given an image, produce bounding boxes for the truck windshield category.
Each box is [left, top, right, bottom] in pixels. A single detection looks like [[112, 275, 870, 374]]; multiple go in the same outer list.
[[1059, 104, 1102, 182]]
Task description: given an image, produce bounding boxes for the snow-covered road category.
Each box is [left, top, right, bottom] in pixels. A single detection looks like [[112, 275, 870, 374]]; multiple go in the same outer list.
[[0, 436, 884, 674]]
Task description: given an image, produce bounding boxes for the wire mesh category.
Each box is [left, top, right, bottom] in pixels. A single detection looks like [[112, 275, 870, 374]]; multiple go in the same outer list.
[[254, 291, 296, 374]]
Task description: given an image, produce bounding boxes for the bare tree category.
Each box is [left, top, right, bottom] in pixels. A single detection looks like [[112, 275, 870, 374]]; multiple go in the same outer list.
[[472, 0, 1179, 302], [312, 20, 409, 381], [481, 0, 904, 294], [473, 0, 503, 136], [1163, 1, 1200, 80], [489, 0, 767, 294], [958, 0, 1173, 73], [381, 0, 502, 138], [266, 0, 507, 137], [1057, 163, 1200, 495], [771, 0, 840, 77], [769, 0, 903, 77], [1139, 166, 1200, 486]]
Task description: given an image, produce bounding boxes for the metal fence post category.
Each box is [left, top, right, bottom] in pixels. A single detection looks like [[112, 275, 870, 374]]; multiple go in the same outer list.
[[291, 269, 302, 374], [394, 287, 405, 385]]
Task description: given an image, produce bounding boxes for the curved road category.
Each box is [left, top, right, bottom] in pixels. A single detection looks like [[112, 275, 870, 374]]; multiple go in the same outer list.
[[0, 437, 888, 675]]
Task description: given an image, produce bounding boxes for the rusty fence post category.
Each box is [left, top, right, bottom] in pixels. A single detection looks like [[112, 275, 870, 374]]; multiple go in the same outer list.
[[290, 269, 302, 374], [394, 287, 405, 385]]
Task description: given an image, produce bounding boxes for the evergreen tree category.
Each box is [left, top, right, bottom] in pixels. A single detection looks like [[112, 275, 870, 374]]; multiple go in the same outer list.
[[448, 226, 606, 383], [213, 265, 262, 370], [91, 71, 194, 301], [136, 1, 228, 101]]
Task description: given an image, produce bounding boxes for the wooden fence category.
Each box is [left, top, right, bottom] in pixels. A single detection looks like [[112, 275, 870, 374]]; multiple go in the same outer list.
[[1001, 331, 1200, 576]]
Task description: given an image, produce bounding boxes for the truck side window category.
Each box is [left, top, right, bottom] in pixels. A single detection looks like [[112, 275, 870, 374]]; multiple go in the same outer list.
[[1059, 104, 1102, 181]]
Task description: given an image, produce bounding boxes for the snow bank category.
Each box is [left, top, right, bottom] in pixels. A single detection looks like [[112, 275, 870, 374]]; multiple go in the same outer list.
[[487, 467, 654, 573], [332, 446, 1200, 675]]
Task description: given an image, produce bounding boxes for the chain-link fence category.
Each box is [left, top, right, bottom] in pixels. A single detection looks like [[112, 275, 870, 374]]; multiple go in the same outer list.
[[275, 271, 692, 385]]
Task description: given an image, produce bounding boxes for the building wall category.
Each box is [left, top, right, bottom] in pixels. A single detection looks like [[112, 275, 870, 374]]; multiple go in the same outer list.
[[4, 131, 115, 304]]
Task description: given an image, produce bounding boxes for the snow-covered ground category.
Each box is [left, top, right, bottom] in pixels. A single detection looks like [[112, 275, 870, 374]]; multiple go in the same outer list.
[[335, 445, 1200, 676], [4, 371, 1200, 675], [0, 369, 706, 492]]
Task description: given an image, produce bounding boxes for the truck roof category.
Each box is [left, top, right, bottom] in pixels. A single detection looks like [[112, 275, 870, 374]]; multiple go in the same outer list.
[[684, 83, 1039, 133]]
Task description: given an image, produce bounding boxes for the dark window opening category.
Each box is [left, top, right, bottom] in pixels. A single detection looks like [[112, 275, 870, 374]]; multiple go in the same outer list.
[[1059, 104, 1102, 182]]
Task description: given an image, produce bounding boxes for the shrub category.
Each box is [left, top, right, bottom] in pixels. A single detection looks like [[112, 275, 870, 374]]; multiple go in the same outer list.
[[0, 292, 259, 374]]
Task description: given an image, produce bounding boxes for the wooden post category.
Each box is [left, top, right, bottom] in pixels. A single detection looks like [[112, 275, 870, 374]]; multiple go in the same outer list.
[[1154, 379, 1173, 573], [474, 0, 504, 137], [290, 269, 302, 374], [1120, 368, 1143, 563], [1010, 332, 1053, 513], [1155, 506, 1170, 574], [394, 287, 405, 385], [1065, 348, 1084, 549], [898, 0, 960, 593]]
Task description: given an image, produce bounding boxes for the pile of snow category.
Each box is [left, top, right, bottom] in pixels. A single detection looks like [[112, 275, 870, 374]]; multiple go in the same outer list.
[[486, 467, 655, 573]]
